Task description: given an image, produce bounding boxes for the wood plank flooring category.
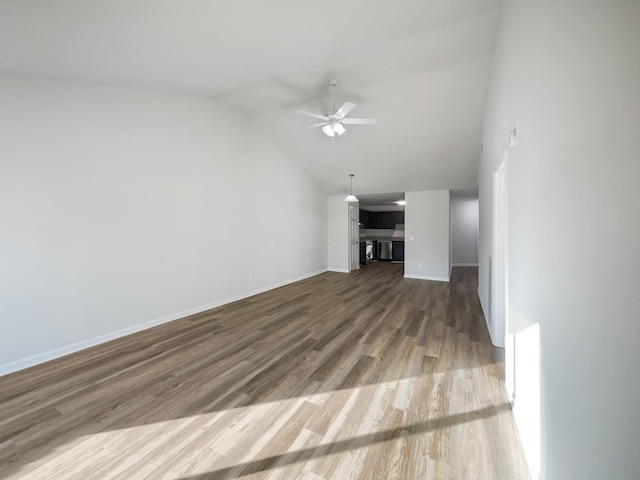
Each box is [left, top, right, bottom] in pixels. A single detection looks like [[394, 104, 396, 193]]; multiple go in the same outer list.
[[0, 264, 530, 479]]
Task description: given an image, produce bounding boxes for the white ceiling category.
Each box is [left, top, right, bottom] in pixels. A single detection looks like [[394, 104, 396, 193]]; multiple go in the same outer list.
[[0, 0, 502, 196]]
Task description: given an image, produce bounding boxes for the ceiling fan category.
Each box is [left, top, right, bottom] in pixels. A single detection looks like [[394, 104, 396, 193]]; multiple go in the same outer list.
[[297, 78, 377, 139]]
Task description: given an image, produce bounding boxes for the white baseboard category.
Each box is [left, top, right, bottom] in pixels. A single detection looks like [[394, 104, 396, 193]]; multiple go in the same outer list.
[[477, 288, 504, 347], [404, 274, 450, 282], [328, 268, 350, 273], [0, 268, 328, 377], [452, 262, 479, 267], [478, 288, 489, 320]]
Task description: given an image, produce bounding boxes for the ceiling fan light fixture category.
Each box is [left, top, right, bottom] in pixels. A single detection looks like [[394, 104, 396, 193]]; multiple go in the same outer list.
[[333, 122, 346, 136], [322, 124, 335, 137], [344, 174, 358, 202]]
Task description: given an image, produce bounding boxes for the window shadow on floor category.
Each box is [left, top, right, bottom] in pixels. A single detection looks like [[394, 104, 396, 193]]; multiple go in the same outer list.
[[176, 403, 512, 480]]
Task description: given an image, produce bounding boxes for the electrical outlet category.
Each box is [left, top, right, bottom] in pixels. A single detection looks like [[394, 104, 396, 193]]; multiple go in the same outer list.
[[248, 274, 253, 281], [418, 263, 421, 269], [308, 261, 311, 267]]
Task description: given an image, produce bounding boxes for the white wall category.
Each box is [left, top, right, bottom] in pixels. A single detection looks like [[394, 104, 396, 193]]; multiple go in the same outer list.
[[450, 197, 478, 265], [327, 196, 351, 273], [0, 74, 328, 374], [404, 190, 450, 281], [479, 1, 640, 478]]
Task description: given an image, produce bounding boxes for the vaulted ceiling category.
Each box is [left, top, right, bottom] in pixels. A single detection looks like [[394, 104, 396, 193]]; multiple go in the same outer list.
[[0, 0, 502, 195]]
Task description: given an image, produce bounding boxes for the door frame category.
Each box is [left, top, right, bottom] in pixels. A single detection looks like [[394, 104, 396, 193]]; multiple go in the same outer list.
[[492, 151, 508, 349], [348, 205, 360, 272]]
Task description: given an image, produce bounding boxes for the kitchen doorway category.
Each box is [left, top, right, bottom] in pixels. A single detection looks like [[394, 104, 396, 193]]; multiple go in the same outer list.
[[356, 192, 405, 273]]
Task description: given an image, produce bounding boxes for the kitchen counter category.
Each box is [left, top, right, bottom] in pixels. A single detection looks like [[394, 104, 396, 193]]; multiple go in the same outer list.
[[359, 236, 404, 242]]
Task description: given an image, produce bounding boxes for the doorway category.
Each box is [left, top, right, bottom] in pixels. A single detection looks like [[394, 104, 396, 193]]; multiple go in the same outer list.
[[355, 193, 406, 274]]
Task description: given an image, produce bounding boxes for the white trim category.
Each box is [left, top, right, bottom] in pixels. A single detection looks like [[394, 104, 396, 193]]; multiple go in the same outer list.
[[492, 153, 508, 349], [477, 287, 502, 348], [452, 262, 478, 267], [488, 325, 502, 347], [478, 287, 493, 337], [348, 205, 359, 273], [328, 268, 350, 273], [0, 268, 328, 377], [478, 288, 490, 321], [404, 274, 450, 282]]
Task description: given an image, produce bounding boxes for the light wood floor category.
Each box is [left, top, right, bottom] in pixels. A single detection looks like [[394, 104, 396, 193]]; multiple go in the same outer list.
[[0, 264, 530, 479]]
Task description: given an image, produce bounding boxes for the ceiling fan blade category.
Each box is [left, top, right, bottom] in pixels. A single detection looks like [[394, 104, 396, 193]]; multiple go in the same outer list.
[[296, 110, 329, 121], [335, 102, 356, 118], [342, 118, 377, 125], [303, 122, 329, 129]]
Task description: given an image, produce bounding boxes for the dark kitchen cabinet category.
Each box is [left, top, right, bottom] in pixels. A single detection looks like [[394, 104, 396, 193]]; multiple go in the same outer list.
[[392, 241, 405, 262], [362, 210, 405, 230], [359, 209, 372, 229], [370, 211, 383, 229], [382, 212, 395, 229], [370, 211, 395, 229], [393, 211, 405, 225]]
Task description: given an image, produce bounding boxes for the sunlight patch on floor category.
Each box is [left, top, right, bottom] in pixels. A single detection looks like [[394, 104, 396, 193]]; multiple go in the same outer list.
[[11, 370, 510, 480]]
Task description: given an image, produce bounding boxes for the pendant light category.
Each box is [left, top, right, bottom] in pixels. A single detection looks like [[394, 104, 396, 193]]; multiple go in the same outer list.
[[344, 174, 358, 202]]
